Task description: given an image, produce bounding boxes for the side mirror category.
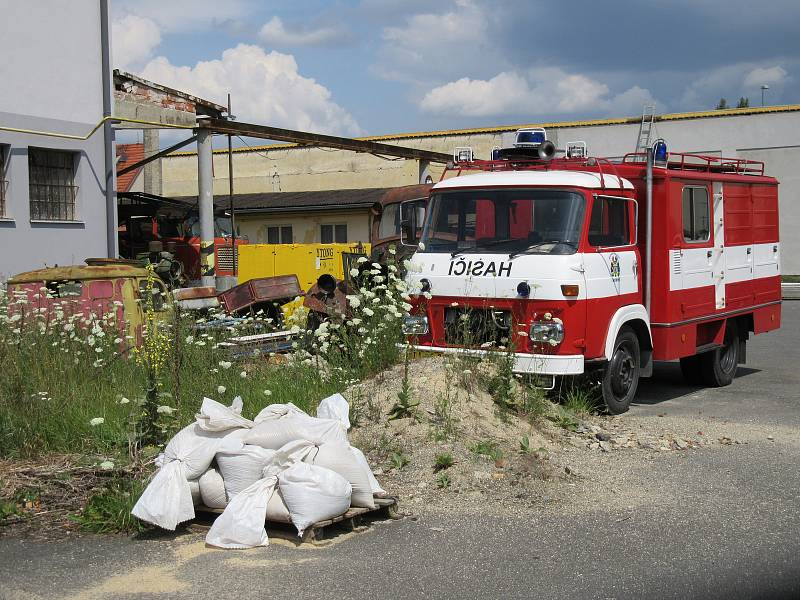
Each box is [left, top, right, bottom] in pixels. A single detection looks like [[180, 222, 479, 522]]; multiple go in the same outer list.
[[399, 200, 418, 247]]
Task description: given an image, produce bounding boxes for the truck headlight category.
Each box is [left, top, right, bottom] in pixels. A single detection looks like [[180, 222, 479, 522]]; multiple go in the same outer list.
[[403, 315, 429, 335], [530, 322, 564, 344]]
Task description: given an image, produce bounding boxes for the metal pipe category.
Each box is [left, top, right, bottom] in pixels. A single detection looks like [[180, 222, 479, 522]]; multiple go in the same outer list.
[[117, 134, 198, 176], [227, 94, 236, 276], [99, 0, 117, 259], [0, 116, 192, 141], [197, 128, 215, 287], [645, 145, 654, 317]]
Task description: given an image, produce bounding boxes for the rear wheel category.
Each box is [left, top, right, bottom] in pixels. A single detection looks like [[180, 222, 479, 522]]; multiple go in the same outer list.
[[700, 321, 739, 387], [601, 327, 641, 415]]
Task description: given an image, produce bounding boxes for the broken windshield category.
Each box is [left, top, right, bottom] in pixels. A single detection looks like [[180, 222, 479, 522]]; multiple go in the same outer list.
[[420, 189, 586, 255]]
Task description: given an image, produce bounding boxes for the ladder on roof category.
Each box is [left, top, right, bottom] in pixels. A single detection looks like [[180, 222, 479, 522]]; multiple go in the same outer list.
[[633, 104, 656, 159]]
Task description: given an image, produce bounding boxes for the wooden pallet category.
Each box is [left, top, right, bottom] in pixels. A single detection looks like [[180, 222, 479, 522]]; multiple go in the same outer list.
[[193, 496, 399, 544]]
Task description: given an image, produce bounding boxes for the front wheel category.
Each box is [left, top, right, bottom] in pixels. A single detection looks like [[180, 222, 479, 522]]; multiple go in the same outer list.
[[601, 327, 641, 414]]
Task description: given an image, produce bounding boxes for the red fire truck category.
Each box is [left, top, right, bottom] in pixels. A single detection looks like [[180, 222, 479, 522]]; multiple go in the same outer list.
[[402, 139, 781, 413]]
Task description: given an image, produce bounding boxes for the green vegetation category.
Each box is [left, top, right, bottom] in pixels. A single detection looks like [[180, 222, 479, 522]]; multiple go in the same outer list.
[[436, 472, 451, 489], [389, 451, 410, 470], [470, 440, 503, 462], [388, 347, 420, 421], [71, 477, 147, 534], [433, 452, 454, 472], [782, 274, 800, 283]]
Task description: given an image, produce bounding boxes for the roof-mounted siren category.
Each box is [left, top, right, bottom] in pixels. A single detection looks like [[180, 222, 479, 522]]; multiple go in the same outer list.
[[652, 138, 668, 168], [512, 127, 555, 160], [454, 146, 474, 163], [565, 141, 587, 159]]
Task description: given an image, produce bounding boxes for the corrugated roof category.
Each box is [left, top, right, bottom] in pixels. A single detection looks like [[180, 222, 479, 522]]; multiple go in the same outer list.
[[174, 187, 392, 213], [116, 143, 144, 193], [169, 104, 800, 158]]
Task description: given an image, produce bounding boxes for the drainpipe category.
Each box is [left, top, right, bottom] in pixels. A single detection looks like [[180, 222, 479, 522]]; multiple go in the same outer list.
[[645, 145, 653, 317], [99, 0, 117, 258], [197, 126, 215, 287]]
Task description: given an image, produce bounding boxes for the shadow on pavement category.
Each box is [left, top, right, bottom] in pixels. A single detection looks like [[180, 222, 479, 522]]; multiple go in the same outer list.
[[633, 362, 762, 406]]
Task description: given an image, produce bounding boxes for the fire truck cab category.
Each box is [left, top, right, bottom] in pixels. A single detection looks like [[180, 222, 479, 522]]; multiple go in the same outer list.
[[402, 143, 781, 413]]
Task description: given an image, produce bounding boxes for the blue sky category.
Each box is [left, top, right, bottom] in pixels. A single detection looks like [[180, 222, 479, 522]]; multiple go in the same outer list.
[[112, 0, 798, 139]]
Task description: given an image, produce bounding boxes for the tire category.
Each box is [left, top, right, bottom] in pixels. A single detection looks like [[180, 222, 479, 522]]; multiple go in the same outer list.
[[601, 327, 641, 414], [679, 354, 704, 385], [700, 321, 739, 387]]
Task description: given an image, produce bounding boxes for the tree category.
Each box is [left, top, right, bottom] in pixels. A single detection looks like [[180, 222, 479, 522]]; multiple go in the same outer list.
[[716, 98, 729, 110], [737, 97, 750, 108]]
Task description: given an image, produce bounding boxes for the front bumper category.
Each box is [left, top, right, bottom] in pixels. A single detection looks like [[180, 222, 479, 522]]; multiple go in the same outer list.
[[406, 344, 584, 375]]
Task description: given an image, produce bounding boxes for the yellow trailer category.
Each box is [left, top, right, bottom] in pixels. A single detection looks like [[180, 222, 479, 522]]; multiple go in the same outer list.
[[237, 243, 370, 291]]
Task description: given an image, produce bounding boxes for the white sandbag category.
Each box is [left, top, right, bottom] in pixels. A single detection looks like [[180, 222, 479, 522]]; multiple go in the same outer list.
[[278, 463, 352, 537], [205, 475, 279, 549], [188, 478, 201, 506], [163, 422, 228, 479], [216, 440, 277, 498], [253, 402, 308, 424], [245, 414, 348, 450], [132, 461, 194, 530], [316, 393, 351, 430], [266, 488, 292, 523], [308, 443, 376, 509], [195, 396, 254, 432], [351, 447, 387, 496], [198, 467, 227, 509]]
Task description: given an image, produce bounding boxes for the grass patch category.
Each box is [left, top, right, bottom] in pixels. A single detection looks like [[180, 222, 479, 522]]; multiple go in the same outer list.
[[436, 472, 451, 489], [389, 451, 410, 471], [781, 274, 800, 283], [71, 477, 147, 534], [433, 452, 454, 472], [470, 440, 503, 461]]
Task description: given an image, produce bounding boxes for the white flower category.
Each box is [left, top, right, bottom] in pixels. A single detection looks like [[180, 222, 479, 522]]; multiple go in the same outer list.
[[89, 417, 105, 426], [240, 371, 247, 378], [351, 318, 362, 325], [185, 335, 195, 344], [156, 405, 175, 415], [217, 385, 226, 394], [543, 312, 552, 320], [346, 295, 361, 308], [417, 242, 426, 251], [119, 397, 130, 405], [363, 307, 374, 317], [219, 360, 232, 370], [463, 369, 472, 375], [388, 247, 397, 255], [290, 325, 301, 334], [99, 460, 115, 470], [357, 256, 368, 264], [87, 335, 96, 347], [349, 268, 360, 277], [263, 389, 272, 396]]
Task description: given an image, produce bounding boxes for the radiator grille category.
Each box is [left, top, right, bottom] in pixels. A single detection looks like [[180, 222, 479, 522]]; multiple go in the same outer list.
[[216, 245, 236, 271], [443, 307, 512, 347]]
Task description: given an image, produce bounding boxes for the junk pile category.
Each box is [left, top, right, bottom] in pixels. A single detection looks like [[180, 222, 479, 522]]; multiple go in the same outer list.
[[132, 394, 387, 549]]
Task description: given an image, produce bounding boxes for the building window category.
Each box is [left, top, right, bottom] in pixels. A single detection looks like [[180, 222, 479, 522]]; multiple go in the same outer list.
[[0, 145, 7, 217], [321, 223, 347, 243], [588, 195, 630, 247], [267, 225, 293, 244], [28, 148, 78, 221], [682, 186, 710, 243]]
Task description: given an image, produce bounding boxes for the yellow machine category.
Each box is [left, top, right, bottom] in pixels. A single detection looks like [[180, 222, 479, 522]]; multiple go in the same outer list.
[[238, 243, 371, 291]]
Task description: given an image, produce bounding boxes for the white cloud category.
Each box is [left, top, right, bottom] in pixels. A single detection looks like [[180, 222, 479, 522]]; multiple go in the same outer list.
[[743, 65, 788, 88], [376, 0, 504, 83], [259, 17, 344, 47], [610, 86, 659, 116], [139, 44, 361, 136], [112, 15, 162, 70], [420, 69, 619, 117]]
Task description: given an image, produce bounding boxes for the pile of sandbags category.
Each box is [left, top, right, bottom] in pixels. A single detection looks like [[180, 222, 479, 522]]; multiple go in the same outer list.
[[131, 393, 386, 549]]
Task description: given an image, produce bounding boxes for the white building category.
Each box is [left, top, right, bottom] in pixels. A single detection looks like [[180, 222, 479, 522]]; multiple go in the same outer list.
[[0, 0, 114, 281]]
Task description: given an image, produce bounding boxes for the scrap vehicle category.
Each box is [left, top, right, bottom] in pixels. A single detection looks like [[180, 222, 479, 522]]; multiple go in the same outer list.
[[401, 133, 781, 413], [117, 192, 246, 286], [6, 262, 172, 345], [368, 184, 431, 265]]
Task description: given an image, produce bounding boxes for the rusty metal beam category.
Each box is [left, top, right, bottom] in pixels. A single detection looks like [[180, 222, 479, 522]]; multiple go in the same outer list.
[[117, 134, 198, 177], [199, 118, 452, 164]]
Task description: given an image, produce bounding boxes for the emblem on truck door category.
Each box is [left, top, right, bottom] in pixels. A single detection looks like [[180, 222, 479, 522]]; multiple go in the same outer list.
[[609, 253, 621, 283]]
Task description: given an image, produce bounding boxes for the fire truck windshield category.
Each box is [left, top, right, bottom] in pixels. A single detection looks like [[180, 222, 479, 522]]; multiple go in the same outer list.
[[420, 189, 585, 255]]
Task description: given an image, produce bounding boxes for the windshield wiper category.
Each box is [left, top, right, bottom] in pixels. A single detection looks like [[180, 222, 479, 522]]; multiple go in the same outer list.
[[509, 241, 576, 259], [451, 238, 516, 258]]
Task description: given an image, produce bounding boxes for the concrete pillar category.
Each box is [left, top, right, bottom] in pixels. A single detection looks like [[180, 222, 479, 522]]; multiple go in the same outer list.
[[418, 160, 432, 184], [143, 129, 162, 195], [197, 128, 215, 287]]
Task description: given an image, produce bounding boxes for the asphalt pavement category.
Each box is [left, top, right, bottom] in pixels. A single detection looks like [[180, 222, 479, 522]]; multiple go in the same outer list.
[[2, 303, 799, 600]]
